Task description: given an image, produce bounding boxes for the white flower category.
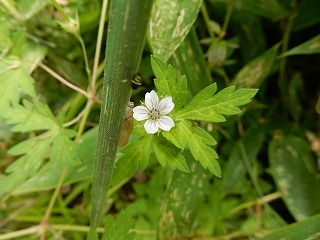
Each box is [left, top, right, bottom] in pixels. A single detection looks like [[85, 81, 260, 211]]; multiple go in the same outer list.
[[133, 90, 175, 134]]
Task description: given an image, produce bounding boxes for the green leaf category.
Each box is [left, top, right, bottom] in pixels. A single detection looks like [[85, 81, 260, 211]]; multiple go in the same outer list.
[[0, 132, 52, 194], [12, 128, 98, 195], [232, 44, 280, 87], [185, 127, 220, 177], [87, 228, 99, 240], [0, 100, 55, 132], [148, 0, 202, 62], [50, 129, 79, 166], [177, 84, 258, 122], [167, 120, 220, 177], [151, 56, 187, 110], [269, 136, 320, 221], [102, 205, 136, 240], [162, 121, 188, 149], [16, 0, 50, 19], [158, 158, 209, 239], [261, 213, 320, 240], [280, 34, 320, 57], [121, 135, 153, 171], [0, 66, 36, 107], [111, 135, 153, 185], [153, 137, 189, 172], [0, 99, 79, 194]]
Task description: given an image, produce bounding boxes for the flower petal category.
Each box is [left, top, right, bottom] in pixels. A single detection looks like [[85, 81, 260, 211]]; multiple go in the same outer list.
[[144, 119, 159, 134], [145, 90, 159, 110], [133, 106, 149, 121], [157, 116, 174, 131], [158, 96, 174, 114]]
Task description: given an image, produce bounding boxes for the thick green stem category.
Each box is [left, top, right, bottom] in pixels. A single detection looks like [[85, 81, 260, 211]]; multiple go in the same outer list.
[[90, 0, 153, 230]]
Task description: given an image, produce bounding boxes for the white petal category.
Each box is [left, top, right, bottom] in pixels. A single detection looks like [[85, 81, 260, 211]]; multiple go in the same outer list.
[[145, 90, 159, 110], [133, 106, 149, 121], [158, 96, 174, 114], [144, 119, 159, 134], [158, 116, 174, 131]]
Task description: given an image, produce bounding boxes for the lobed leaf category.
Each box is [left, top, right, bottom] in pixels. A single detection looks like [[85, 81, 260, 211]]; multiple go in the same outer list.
[[169, 120, 220, 177], [0, 100, 56, 132], [151, 56, 188, 110], [102, 205, 136, 240], [153, 137, 189, 172], [177, 84, 258, 122]]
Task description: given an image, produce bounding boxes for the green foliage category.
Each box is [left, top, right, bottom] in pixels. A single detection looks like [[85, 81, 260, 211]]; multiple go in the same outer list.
[[148, 0, 202, 62], [102, 205, 136, 240], [280, 34, 320, 56], [269, 136, 320, 221], [119, 56, 257, 178], [261, 213, 320, 240]]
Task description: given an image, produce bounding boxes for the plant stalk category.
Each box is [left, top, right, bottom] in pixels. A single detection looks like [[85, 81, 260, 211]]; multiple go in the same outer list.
[[90, 0, 153, 230]]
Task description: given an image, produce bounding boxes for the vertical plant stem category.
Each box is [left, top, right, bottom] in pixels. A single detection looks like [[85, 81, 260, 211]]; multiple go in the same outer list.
[[75, 33, 91, 80], [90, 0, 153, 230], [200, 3, 215, 40], [278, 0, 297, 99], [91, 0, 109, 94], [220, 0, 234, 39]]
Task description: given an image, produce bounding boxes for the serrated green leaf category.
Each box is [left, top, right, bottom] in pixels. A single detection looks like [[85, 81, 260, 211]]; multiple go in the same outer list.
[[177, 120, 220, 177], [269, 136, 320, 221], [163, 119, 216, 148], [102, 205, 136, 240], [0, 67, 36, 107], [121, 135, 153, 171], [111, 153, 137, 186], [188, 132, 220, 177], [280, 34, 320, 57], [153, 137, 189, 172], [177, 84, 258, 122], [176, 83, 218, 119], [51, 129, 79, 167], [148, 0, 202, 62], [0, 100, 55, 132], [12, 128, 98, 194], [162, 121, 188, 149], [7, 131, 52, 156], [193, 126, 217, 146], [151, 56, 187, 110], [0, 132, 53, 194]]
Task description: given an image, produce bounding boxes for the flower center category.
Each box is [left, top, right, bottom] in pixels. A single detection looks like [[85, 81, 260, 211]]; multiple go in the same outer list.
[[150, 108, 160, 120]]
